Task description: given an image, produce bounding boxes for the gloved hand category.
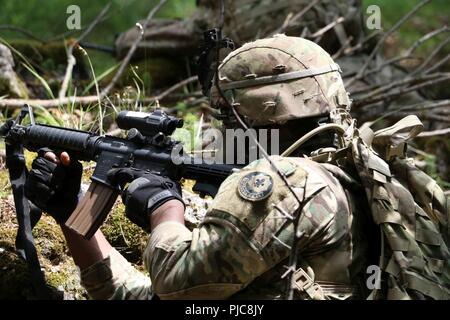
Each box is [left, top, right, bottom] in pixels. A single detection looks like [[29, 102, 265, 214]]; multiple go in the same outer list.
[[107, 168, 184, 232], [25, 149, 83, 224]]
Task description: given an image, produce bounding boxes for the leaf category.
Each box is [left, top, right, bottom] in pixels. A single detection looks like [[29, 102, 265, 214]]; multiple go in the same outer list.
[[33, 105, 62, 126], [21, 63, 55, 100], [81, 63, 119, 96]]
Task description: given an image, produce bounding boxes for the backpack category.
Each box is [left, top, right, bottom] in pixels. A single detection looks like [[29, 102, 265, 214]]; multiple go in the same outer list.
[[310, 115, 450, 299]]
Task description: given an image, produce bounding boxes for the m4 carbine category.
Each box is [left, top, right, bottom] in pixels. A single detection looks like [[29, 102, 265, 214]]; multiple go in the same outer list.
[[1, 105, 236, 239]]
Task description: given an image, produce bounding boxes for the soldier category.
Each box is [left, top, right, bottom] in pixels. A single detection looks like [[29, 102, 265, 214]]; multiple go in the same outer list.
[[25, 35, 375, 300]]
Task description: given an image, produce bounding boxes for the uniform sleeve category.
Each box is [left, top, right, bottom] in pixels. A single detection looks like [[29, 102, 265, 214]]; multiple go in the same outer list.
[[143, 157, 349, 299], [80, 247, 153, 300], [143, 220, 268, 299]]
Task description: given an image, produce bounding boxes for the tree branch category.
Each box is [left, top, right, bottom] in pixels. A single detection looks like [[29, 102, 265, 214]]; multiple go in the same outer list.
[[417, 127, 450, 138], [345, 0, 432, 87], [59, 2, 112, 99]]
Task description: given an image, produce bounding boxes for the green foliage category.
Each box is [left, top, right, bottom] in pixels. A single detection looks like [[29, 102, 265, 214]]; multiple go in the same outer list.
[[0, 1, 196, 43], [1, 0, 196, 74], [423, 145, 450, 190], [363, 0, 450, 55], [172, 111, 199, 151]]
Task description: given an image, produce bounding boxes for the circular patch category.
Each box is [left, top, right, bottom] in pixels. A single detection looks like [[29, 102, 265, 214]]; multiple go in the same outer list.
[[238, 171, 273, 201]]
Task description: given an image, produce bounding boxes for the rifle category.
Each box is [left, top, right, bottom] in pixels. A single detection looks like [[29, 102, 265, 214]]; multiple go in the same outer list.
[[1, 105, 237, 297]]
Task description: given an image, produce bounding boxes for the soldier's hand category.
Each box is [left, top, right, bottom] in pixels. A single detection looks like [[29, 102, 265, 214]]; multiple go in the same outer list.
[[25, 149, 82, 224], [107, 168, 185, 232]]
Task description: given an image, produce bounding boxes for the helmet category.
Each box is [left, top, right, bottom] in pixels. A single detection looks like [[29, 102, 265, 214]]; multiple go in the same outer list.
[[211, 35, 351, 127]]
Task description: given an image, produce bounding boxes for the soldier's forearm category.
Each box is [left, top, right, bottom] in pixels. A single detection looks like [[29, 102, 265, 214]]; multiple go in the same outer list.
[[150, 199, 186, 230], [61, 226, 112, 270], [62, 226, 153, 300]]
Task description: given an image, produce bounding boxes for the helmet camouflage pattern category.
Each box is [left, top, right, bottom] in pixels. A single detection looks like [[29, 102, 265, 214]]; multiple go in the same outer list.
[[212, 35, 352, 126]]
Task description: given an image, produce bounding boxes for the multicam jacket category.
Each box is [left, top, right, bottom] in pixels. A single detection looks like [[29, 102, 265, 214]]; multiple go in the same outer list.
[[81, 156, 370, 299]]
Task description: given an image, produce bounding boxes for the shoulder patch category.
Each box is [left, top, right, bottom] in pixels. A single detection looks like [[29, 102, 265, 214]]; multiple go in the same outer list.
[[238, 171, 273, 201]]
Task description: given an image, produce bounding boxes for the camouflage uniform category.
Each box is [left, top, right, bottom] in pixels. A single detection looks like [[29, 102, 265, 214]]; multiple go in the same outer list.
[[81, 156, 370, 299], [81, 247, 153, 300]]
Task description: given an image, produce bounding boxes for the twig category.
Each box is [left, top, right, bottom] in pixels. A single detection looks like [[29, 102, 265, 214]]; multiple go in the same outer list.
[[417, 128, 450, 138], [410, 36, 450, 76], [394, 111, 450, 123], [150, 76, 197, 102], [0, 96, 100, 109], [354, 73, 450, 108], [424, 52, 450, 74], [372, 100, 450, 124], [0, 25, 83, 44], [273, 0, 321, 35], [100, 0, 168, 99], [309, 17, 345, 39], [405, 25, 450, 56], [0, 25, 44, 42], [350, 27, 450, 80], [59, 2, 112, 99], [394, 99, 450, 112], [346, 0, 431, 87], [0, 91, 203, 110], [279, 12, 294, 33], [332, 36, 354, 60], [78, 42, 115, 54], [352, 72, 446, 98], [342, 30, 383, 58], [0, 0, 168, 111]]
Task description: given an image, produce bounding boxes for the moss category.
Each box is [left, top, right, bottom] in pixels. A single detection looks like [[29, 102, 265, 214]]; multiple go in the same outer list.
[[0, 169, 10, 198], [0, 247, 34, 299], [0, 193, 87, 299], [101, 201, 148, 264], [32, 217, 67, 264], [0, 198, 33, 299]]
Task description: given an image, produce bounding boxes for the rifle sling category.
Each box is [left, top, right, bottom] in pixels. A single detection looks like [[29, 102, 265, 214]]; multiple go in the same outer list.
[[5, 143, 52, 299]]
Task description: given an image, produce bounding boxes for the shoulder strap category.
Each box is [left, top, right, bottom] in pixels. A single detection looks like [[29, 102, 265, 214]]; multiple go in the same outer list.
[[5, 143, 52, 299], [361, 115, 424, 161]]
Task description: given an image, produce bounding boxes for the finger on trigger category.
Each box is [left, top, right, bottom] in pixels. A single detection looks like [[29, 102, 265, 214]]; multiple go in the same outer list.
[[44, 152, 60, 164], [60, 152, 71, 166]]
